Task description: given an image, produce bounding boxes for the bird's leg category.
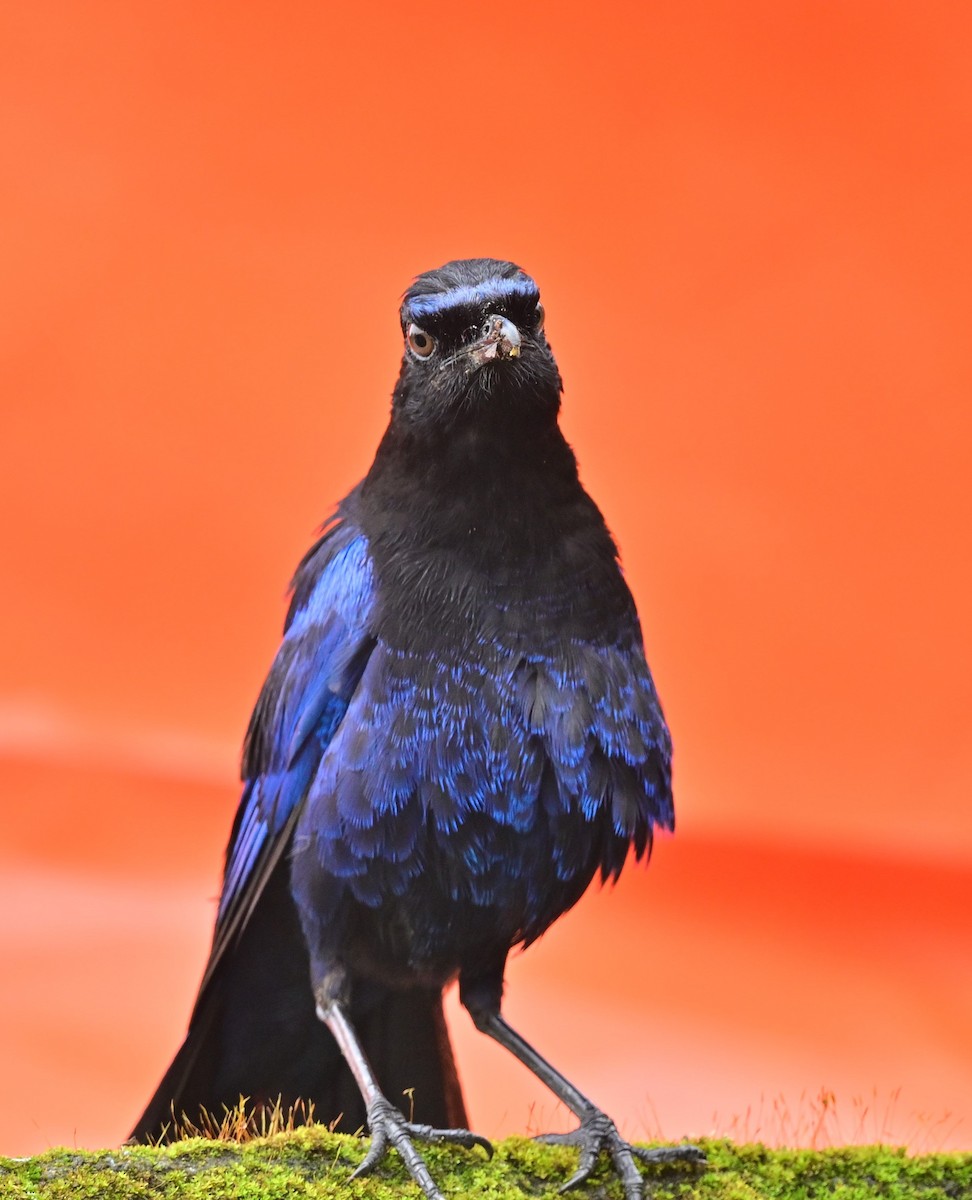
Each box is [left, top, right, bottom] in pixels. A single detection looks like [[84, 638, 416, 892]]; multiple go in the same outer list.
[[316, 997, 492, 1200], [471, 1009, 705, 1199]]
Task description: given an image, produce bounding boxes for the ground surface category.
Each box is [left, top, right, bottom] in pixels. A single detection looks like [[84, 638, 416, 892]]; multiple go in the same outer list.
[[3, 1134, 971, 1200]]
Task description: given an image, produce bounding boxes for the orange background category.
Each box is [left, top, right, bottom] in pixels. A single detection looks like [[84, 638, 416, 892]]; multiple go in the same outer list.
[[2, 0, 970, 1158]]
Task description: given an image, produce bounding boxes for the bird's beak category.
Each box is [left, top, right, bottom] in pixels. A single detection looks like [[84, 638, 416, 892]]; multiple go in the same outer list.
[[466, 314, 522, 368]]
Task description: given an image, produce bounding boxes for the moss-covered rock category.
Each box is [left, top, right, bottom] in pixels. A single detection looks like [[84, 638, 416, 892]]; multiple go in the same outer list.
[[2, 1133, 970, 1199]]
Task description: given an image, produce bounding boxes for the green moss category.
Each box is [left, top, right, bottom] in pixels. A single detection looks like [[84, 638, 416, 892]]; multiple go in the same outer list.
[[2, 1135, 970, 1199]]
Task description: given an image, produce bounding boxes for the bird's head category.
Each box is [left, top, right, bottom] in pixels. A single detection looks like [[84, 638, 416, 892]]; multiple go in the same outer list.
[[392, 258, 563, 430]]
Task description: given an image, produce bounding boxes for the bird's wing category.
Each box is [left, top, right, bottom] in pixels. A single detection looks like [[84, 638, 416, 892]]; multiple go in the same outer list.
[[200, 518, 376, 992]]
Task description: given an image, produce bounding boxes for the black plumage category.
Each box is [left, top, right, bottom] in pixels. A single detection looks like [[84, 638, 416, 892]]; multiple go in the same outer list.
[[133, 258, 702, 1198]]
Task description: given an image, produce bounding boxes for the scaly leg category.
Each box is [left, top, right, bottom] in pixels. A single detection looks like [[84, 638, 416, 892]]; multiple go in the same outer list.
[[317, 998, 492, 1200], [474, 1010, 705, 1199]]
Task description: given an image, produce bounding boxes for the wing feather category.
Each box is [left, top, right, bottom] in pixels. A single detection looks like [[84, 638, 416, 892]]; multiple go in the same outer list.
[[199, 520, 375, 992]]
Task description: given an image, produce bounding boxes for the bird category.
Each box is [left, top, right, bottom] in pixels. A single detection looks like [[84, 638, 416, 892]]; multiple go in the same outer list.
[[131, 258, 704, 1198]]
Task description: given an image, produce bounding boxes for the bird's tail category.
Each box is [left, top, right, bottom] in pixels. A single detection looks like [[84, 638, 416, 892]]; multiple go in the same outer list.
[[130, 857, 466, 1142]]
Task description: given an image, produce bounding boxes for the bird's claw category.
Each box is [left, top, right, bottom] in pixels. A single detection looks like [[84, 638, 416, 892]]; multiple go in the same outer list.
[[351, 1095, 492, 1200], [536, 1110, 705, 1199], [632, 1143, 707, 1167]]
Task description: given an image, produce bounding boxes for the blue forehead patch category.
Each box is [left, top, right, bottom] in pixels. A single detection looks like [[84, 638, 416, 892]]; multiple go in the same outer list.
[[404, 277, 539, 324]]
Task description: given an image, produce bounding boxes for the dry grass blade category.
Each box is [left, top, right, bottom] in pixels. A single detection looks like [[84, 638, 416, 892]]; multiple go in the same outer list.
[[153, 1095, 338, 1144]]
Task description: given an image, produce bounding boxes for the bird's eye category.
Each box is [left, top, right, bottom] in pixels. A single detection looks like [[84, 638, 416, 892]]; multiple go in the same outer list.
[[406, 323, 436, 358], [534, 302, 545, 332]]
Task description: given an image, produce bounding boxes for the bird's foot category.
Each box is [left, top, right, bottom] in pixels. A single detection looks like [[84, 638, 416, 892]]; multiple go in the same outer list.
[[351, 1095, 493, 1200], [536, 1109, 706, 1199]]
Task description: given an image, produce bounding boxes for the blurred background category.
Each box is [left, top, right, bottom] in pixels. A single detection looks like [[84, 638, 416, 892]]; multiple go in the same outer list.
[[2, 0, 970, 1158]]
